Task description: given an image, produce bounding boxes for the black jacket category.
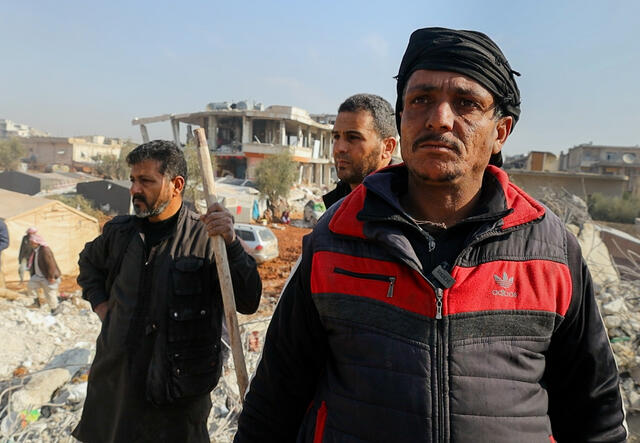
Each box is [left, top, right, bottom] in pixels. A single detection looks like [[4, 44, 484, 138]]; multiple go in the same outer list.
[[322, 180, 351, 209], [73, 204, 262, 442], [236, 164, 626, 442], [323, 159, 401, 209]]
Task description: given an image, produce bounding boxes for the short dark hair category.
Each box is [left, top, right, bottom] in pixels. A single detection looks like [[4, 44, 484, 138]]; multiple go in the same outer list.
[[338, 94, 397, 140], [126, 140, 188, 184]]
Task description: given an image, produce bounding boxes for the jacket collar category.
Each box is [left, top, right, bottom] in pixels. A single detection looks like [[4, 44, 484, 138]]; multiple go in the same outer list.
[[329, 164, 545, 238], [322, 181, 352, 209]]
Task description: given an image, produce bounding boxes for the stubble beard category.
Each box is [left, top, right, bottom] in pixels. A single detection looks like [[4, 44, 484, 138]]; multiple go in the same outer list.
[[337, 147, 384, 186], [132, 196, 170, 219]]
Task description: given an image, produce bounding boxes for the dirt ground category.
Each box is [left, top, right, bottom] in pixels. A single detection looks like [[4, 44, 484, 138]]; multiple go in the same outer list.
[[251, 223, 309, 315]]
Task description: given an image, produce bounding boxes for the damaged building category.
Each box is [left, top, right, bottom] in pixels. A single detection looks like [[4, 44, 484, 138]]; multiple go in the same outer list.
[[131, 100, 335, 187]]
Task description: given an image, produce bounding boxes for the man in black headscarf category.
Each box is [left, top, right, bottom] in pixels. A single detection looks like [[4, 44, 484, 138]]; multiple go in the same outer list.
[[234, 27, 626, 442]]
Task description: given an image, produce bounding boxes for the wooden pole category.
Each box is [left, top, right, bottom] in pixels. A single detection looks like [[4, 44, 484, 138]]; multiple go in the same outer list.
[[194, 128, 249, 398]]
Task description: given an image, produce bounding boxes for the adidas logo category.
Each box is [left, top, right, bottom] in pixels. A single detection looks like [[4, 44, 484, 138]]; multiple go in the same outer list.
[[492, 272, 517, 297], [493, 272, 513, 288]]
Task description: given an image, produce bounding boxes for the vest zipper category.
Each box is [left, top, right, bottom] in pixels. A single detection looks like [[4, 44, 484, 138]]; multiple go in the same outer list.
[[347, 251, 446, 440], [333, 267, 396, 298], [435, 287, 445, 442]]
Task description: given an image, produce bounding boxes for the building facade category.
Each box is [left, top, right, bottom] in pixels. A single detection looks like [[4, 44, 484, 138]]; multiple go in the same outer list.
[[21, 136, 122, 168], [565, 143, 640, 194]]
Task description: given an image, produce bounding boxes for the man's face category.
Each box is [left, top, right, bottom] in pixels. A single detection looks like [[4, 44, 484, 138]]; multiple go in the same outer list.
[[400, 70, 511, 187], [332, 110, 392, 188], [129, 159, 176, 219]]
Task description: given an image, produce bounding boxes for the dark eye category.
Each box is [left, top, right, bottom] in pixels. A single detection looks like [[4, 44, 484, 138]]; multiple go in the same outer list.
[[458, 99, 480, 109], [410, 95, 429, 105]]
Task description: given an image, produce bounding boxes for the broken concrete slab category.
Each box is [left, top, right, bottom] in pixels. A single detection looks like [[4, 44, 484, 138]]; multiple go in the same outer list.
[[603, 298, 627, 315], [10, 368, 71, 412]]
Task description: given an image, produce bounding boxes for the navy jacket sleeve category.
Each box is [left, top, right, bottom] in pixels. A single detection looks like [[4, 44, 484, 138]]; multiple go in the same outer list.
[[235, 235, 327, 442], [225, 238, 262, 315], [0, 221, 8, 252], [545, 231, 627, 442]]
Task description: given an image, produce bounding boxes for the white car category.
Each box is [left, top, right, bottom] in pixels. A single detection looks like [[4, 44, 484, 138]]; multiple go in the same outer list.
[[234, 223, 279, 264]]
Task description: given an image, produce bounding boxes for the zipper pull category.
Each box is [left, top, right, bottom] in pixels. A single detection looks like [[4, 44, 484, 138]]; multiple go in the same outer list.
[[386, 276, 396, 298], [432, 263, 455, 289], [435, 288, 443, 319]]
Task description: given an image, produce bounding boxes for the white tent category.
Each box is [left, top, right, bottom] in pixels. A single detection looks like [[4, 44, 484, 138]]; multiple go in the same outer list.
[[0, 189, 100, 282]]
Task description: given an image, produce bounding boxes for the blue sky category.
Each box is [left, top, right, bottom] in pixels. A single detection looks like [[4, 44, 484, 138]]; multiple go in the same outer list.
[[1, 0, 638, 155]]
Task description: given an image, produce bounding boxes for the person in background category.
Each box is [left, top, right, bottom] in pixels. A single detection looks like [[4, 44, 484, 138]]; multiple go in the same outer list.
[[27, 233, 61, 312], [323, 93, 398, 209], [18, 227, 37, 283]]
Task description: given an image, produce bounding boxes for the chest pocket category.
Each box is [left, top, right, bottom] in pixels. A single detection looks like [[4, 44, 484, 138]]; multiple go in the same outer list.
[[152, 256, 222, 404], [168, 257, 211, 343]]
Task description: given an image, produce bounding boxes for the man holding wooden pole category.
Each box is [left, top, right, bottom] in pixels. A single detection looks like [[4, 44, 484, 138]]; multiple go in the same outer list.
[[73, 140, 262, 443]]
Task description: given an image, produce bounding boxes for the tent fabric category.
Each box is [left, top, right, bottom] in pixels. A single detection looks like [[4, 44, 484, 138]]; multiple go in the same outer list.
[[0, 189, 100, 282]]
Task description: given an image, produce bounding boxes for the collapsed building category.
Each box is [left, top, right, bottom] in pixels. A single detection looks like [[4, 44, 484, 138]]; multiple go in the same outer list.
[[131, 100, 335, 187]]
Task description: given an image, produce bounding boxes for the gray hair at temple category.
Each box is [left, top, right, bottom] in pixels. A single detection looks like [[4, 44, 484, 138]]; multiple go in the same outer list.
[[338, 94, 398, 140]]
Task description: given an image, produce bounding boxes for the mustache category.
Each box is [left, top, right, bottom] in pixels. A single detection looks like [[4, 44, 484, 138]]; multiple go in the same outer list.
[[132, 194, 147, 205], [411, 134, 463, 153]]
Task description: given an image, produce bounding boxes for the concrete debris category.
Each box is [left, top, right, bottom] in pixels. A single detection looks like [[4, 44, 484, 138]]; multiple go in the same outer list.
[[603, 298, 628, 315], [0, 287, 272, 442], [537, 187, 591, 228], [52, 382, 87, 405], [10, 369, 71, 412]]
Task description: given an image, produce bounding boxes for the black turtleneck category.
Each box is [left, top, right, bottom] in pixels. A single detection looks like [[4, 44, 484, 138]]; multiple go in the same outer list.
[[140, 205, 181, 256]]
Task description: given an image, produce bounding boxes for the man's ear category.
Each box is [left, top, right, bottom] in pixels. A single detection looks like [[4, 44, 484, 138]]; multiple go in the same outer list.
[[492, 116, 513, 155], [382, 137, 398, 160], [172, 176, 185, 195]]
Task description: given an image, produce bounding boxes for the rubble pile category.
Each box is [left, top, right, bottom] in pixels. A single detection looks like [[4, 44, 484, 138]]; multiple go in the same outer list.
[[538, 188, 640, 420], [598, 279, 640, 414], [0, 291, 272, 442], [537, 186, 592, 228], [0, 295, 100, 441], [286, 183, 327, 214]]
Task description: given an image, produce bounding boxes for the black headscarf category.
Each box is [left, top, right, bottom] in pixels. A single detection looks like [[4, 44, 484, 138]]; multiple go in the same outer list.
[[395, 27, 521, 167]]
